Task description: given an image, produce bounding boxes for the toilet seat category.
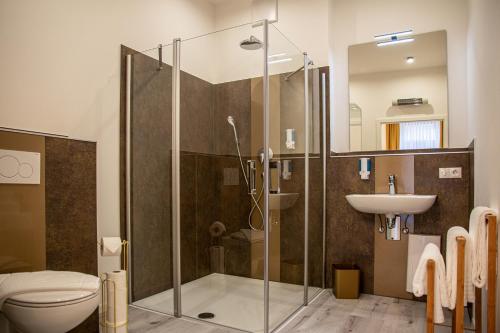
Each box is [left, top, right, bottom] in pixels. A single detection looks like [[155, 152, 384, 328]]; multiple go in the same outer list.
[[0, 271, 101, 333], [6, 290, 98, 308]]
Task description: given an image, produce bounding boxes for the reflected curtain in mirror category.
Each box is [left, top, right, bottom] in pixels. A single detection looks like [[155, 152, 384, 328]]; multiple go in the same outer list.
[[399, 120, 442, 150], [385, 123, 400, 150]]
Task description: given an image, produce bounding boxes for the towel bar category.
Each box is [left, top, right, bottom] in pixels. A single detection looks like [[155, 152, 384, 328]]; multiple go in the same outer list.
[[426, 259, 435, 333], [474, 214, 497, 333], [452, 236, 466, 333]]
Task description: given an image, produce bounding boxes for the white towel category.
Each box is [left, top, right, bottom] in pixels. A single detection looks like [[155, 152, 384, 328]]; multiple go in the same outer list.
[[0, 270, 99, 308], [446, 226, 474, 308], [413, 243, 449, 323], [469, 206, 497, 288], [406, 234, 441, 292]]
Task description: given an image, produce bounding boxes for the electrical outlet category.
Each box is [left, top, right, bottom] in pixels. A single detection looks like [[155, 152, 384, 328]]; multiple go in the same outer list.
[[439, 167, 462, 178]]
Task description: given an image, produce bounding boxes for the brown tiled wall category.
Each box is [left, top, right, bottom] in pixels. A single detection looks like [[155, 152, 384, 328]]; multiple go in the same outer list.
[[126, 47, 254, 301], [326, 151, 472, 296], [280, 157, 324, 288], [0, 131, 98, 332], [45, 137, 97, 274], [45, 137, 98, 333], [414, 153, 471, 250], [326, 157, 375, 293], [122, 47, 327, 299]]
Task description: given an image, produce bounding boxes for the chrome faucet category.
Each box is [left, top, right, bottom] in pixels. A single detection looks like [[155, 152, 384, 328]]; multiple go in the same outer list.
[[388, 174, 396, 195]]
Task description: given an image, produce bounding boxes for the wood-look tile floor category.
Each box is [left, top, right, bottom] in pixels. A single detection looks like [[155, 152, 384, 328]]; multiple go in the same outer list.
[[128, 291, 474, 333]]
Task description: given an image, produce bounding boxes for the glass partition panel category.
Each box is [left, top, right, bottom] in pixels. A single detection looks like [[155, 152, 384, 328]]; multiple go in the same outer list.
[[178, 22, 265, 332], [129, 45, 175, 315], [307, 66, 325, 302], [266, 24, 308, 331], [126, 20, 325, 333]]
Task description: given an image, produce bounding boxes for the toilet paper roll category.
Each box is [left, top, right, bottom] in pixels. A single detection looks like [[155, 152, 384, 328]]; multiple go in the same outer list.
[[101, 237, 122, 256], [105, 270, 128, 328]]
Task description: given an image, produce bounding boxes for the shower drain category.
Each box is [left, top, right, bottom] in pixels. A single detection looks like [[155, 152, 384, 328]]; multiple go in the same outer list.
[[198, 312, 215, 319]]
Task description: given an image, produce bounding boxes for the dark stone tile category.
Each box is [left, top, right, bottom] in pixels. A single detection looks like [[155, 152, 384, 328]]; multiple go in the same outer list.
[[45, 137, 98, 333], [195, 154, 217, 277], [414, 153, 471, 255], [130, 51, 173, 300], [326, 156, 375, 293], [45, 138, 97, 275], [279, 157, 323, 288], [222, 237, 251, 277], [214, 80, 251, 157], [181, 153, 197, 283], [214, 156, 251, 234], [280, 158, 305, 285], [180, 72, 214, 154]]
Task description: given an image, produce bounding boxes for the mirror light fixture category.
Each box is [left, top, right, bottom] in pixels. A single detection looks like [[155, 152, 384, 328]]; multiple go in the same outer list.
[[374, 29, 413, 40], [375, 29, 414, 47]]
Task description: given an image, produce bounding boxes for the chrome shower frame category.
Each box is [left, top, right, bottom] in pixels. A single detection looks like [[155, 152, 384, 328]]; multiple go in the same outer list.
[[263, 19, 270, 333], [124, 19, 323, 333], [172, 37, 182, 317]]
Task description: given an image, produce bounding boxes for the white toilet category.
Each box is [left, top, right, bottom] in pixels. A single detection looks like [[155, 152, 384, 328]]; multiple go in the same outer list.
[[0, 271, 100, 333]]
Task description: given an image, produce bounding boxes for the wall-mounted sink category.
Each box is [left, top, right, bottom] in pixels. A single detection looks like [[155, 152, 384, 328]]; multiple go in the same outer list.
[[345, 194, 437, 217], [269, 193, 299, 210]]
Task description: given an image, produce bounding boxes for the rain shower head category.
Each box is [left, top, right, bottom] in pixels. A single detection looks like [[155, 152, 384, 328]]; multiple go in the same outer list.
[[239, 36, 262, 50]]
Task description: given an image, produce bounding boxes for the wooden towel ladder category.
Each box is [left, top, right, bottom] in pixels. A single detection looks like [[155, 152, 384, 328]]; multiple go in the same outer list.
[[474, 214, 497, 333]]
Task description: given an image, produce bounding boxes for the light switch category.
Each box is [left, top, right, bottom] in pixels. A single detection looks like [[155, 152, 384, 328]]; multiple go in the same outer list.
[[439, 167, 462, 178]]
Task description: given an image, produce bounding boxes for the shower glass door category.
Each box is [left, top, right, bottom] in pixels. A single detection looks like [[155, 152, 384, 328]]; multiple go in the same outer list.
[[265, 24, 308, 331], [126, 19, 322, 333], [178, 22, 266, 332], [128, 45, 175, 315]]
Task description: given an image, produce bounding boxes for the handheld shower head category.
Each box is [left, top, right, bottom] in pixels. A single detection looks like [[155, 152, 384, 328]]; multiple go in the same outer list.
[[227, 115, 239, 146]]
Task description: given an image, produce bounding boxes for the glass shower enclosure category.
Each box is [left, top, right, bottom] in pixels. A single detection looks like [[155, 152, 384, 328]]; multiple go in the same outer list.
[[125, 20, 325, 333]]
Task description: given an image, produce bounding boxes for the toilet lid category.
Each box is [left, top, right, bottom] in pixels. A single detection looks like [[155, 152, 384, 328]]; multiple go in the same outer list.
[[6, 290, 98, 307]]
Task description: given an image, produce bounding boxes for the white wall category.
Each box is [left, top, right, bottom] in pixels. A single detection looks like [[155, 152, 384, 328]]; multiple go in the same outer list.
[[0, 0, 330, 277], [466, 0, 500, 328], [0, 0, 216, 276], [350, 66, 448, 151], [329, 0, 469, 152], [210, 0, 329, 83], [0, 0, 329, 279]]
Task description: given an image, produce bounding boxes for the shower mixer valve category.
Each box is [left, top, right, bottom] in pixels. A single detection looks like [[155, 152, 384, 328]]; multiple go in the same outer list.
[[247, 160, 257, 195]]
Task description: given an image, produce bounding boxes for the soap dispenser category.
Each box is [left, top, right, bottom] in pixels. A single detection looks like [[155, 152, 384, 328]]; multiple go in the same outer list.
[[358, 158, 371, 180]]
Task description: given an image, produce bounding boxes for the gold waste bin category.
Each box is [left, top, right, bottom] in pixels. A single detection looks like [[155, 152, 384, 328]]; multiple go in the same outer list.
[[332, 264, 360, 299]]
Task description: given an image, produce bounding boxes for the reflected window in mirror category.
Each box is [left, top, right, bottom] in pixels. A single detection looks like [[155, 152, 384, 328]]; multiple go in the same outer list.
[[382, 120, 443, 150], [348, 30, 448, 152]]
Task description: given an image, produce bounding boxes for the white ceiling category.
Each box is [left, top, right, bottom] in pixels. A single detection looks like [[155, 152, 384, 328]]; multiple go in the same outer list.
[[349, 30, 447, 75]]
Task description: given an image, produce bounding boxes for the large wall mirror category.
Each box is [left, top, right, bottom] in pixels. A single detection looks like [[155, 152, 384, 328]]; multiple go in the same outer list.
[[348, 30, 448, 152]]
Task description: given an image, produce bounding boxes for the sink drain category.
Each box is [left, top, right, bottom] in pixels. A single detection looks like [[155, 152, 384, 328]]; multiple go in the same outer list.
[[198, 312, 215, 319]]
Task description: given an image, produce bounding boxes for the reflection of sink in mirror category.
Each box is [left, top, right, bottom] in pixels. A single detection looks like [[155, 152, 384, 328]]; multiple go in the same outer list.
[[269, 193, 299, 210], [345, 194, 437, 217]]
